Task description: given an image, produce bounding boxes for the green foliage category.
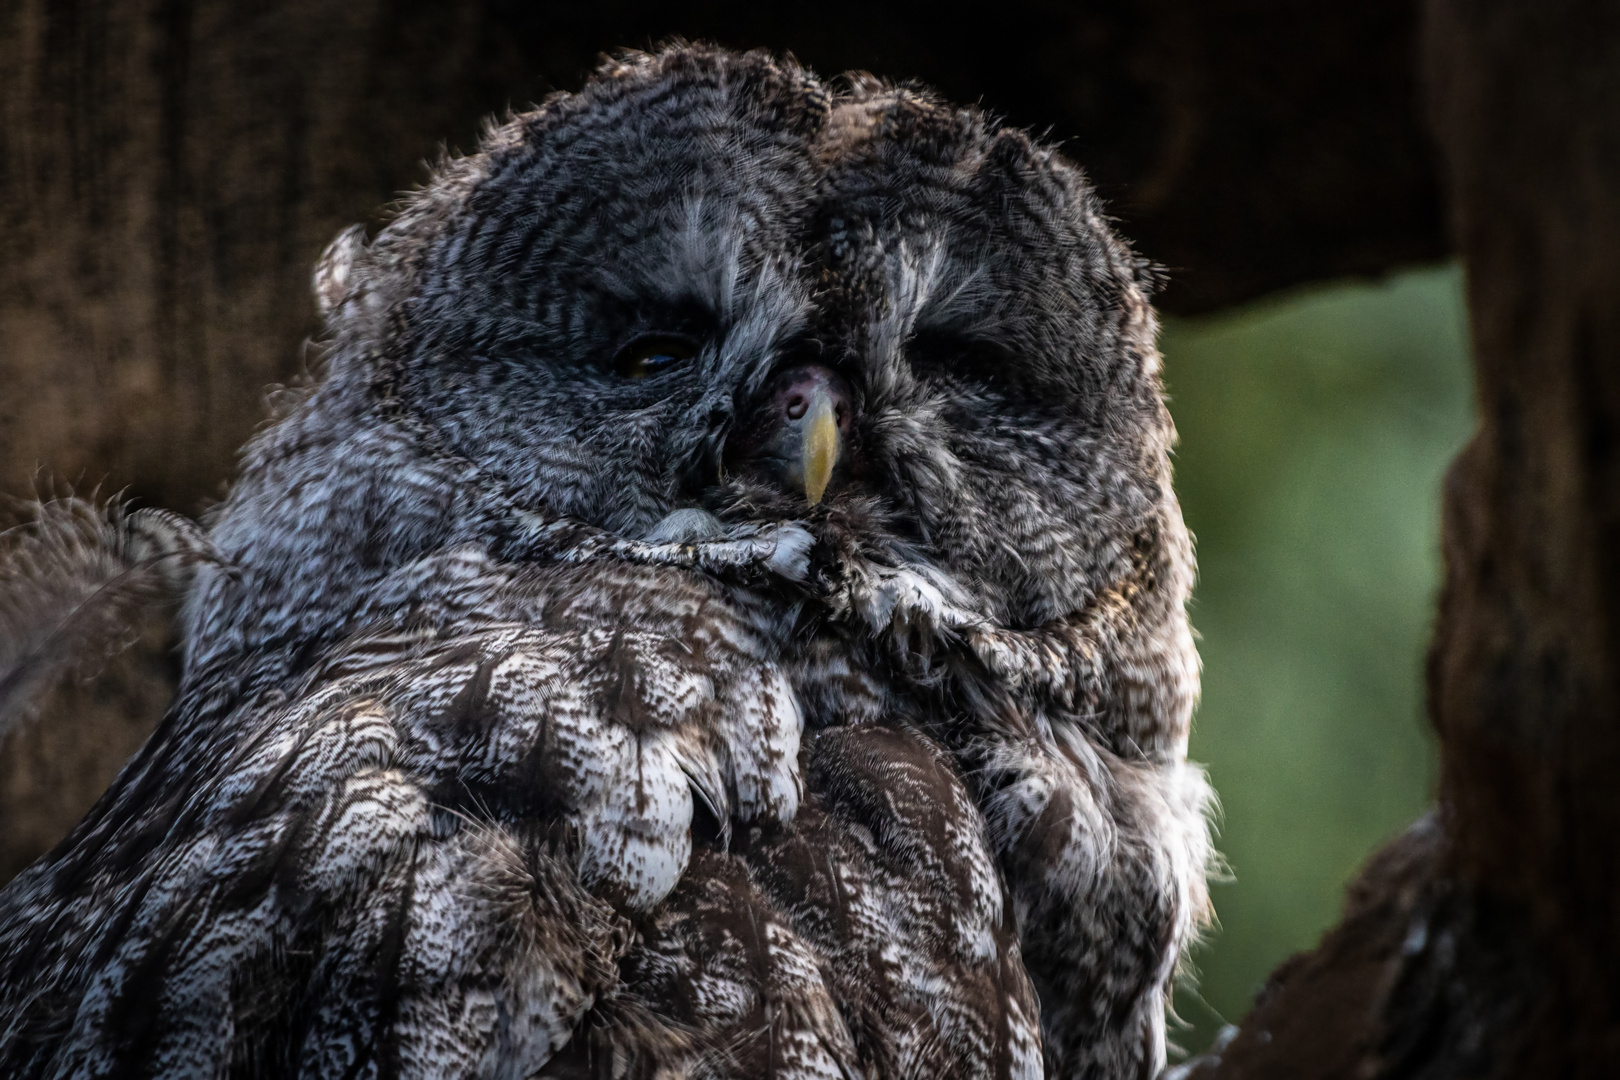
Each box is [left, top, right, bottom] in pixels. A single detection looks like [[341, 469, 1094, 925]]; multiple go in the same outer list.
[[1162, 264, 1475, 1057]]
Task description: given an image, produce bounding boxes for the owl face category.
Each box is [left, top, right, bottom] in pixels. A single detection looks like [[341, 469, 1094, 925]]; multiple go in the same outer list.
[[275, 47, 1175, 642]]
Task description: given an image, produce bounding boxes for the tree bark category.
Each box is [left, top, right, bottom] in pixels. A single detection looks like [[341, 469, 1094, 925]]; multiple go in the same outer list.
[[1185, 2, 1620, 1076]]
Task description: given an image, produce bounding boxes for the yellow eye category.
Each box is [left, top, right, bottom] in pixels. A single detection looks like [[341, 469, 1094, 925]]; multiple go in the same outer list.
[[616, 335, 698, 380]]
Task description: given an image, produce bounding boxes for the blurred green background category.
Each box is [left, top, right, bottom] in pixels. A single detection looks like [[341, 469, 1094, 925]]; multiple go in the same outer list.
[[1161, 263, 1475, 1058]]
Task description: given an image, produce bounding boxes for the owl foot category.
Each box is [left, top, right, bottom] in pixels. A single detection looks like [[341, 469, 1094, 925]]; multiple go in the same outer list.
[[513, 508, 815, 586]]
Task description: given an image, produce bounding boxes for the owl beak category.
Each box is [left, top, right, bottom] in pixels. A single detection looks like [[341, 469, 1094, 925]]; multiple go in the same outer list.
[[725, 364, 853, 505], [801, 387, 840, 506]]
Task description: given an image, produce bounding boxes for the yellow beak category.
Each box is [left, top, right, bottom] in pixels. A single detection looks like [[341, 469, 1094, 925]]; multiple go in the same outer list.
[[801, 388, 840, 506]]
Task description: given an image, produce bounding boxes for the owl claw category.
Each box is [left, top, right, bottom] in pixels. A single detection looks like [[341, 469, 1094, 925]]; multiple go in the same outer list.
[[644, 508, 728, 545], [836, 560, 986, 659], [527, 509, 816, 588], [760, 522, 815, 582]]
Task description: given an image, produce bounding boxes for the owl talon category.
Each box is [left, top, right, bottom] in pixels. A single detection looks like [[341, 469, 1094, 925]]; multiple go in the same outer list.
[[644, 507, 728, 545], [760, 522, 815, 582]]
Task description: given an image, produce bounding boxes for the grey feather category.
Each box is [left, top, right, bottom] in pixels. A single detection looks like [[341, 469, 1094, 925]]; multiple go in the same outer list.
[[0, 45, 1214, 1080]]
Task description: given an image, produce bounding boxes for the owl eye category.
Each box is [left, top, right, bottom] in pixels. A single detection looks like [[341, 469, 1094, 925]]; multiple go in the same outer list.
[[908, 331, 1028, 396], [615, 334, 699, 380]]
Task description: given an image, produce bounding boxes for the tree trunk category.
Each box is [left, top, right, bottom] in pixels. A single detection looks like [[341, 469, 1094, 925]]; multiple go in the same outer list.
[[1185, 2, 1620, 1075]]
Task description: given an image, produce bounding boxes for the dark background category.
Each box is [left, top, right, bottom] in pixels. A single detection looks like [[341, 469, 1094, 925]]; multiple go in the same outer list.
[[0, 0, 1444, 512], [5, 3, 1616, 1075]]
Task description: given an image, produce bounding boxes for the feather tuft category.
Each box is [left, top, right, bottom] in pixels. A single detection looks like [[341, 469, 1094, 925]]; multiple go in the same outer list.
[[0, 496, 217, 739]]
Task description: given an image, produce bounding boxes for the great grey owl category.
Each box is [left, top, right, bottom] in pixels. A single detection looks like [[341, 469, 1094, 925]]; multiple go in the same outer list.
[[0, 45, 1213, 1080]]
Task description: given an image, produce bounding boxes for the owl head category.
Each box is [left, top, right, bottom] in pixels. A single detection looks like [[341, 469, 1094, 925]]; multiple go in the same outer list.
[[193, 45, 1188, 686]]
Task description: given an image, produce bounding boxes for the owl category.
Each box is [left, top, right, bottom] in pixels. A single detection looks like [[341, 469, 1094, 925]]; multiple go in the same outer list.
[[0, 45, 1213, 1080]]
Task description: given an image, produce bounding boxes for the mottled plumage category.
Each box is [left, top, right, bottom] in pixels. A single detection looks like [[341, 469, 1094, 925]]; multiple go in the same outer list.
[[0, 46, 1213, 1080]]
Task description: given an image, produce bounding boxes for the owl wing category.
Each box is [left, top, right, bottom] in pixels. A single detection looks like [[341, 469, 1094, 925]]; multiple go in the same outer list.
[[541, 844, 868, 1080], [827, 559, 1216, 1078], [748, 723, 1044, 1080], [541, 722, 1044, 1080], [0, 560, 804, 1078]]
